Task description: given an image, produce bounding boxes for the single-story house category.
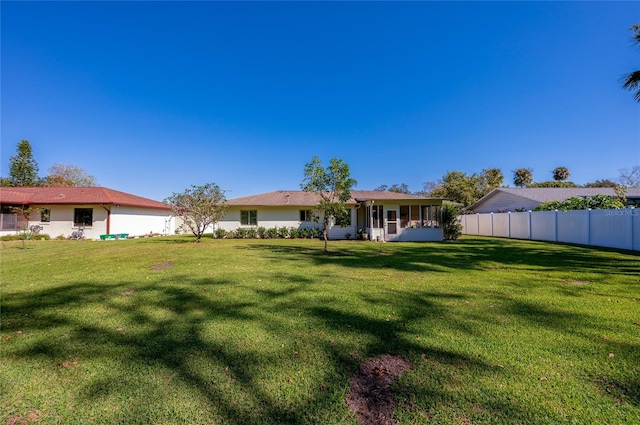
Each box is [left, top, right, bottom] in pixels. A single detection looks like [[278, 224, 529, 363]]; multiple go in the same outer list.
[[469, 187, 640, 213], [0, 187, 175, 239], [221, 190, 446, 242]]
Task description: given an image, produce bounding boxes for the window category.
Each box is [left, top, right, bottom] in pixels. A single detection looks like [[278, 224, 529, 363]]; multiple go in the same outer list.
[[74, 208, 93, 227], [240, 210, 257, 226], [300, 210, 313, 222], [40, 208, 51, 223]]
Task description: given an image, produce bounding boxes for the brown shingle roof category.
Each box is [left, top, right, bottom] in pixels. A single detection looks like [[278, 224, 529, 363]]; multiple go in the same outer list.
[[0, 187, 170, 210], [227, 190, 435, 206]]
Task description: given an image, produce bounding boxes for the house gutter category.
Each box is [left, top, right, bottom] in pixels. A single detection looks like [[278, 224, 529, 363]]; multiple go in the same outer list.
[[100, 204, 111, 234]]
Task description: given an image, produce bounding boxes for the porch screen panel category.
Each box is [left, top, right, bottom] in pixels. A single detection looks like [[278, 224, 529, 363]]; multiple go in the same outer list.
[[399, 206, 409, 228], [432, 206, 442, 228], [411, 205, 420, 228], [372, 206, 384, 228], [421, 206, 431, 228]]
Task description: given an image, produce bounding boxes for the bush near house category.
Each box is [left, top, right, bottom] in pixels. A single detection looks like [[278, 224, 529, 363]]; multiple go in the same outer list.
[[0, 233, 51, 241], [442, 204, 463, 240]]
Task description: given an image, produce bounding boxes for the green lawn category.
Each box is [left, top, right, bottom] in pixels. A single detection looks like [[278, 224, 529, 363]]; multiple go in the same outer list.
[[1, 236, 639, 424]]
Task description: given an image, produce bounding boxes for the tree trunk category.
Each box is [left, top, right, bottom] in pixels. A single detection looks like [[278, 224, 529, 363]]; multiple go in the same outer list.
[[323, 227, 328, 252]]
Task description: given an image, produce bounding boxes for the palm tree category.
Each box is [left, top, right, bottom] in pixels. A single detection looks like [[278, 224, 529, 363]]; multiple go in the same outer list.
[[552, 166, 570, 181], [513, 168, 533, 188], [622, 24, 640, 102]]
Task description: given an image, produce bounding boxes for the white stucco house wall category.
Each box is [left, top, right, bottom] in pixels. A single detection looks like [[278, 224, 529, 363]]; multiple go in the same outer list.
[[221, 190, 446, 242], [0, 187, 175, 239]]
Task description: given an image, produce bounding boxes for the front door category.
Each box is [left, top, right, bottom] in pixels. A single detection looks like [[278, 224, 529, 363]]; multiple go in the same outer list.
[[387, 210, 397, 235]]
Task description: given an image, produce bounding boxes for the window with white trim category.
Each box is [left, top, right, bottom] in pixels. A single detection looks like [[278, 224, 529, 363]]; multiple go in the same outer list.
[[300, 210, 313, 222], [240, 210, 257, 226]]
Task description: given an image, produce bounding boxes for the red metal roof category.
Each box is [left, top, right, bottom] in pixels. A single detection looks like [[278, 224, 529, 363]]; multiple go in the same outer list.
[[0, 187, 170, 210]]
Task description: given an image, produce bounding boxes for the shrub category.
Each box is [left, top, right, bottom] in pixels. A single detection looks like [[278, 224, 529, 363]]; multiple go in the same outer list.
[[289, 227, 300, 239], [235, 228, 249, 239], [257, 226, 266, 239], [0, 233, 51, 241], [534, 195, 625, 211], [265, 227, 278, 239], [246, 227, 258, 239], [214, 228, 228, 239], [345, 233, 351, 240], [442, 204, 462, 241], [278, 226, 289, 239]]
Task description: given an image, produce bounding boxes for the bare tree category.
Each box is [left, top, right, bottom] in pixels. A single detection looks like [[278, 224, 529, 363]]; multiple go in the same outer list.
[[44, 163, 97, 187], [618, 165, 640, 188]]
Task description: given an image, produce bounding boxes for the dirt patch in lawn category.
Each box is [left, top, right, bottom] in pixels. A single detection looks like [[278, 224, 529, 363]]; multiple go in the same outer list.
[[150, 262, 174, 271], [345, 354, 412, 425], [563, 279, 588, 285]]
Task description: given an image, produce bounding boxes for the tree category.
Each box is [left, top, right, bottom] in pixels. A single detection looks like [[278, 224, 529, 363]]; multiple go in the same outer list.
[[618, 165, 640, 188], [475, 168, 503, 198], [621, 23, 640, 102], [164, 183, 228, 242], [428, 168, 503, 208], [8, 140, 40, 187], [528, 181, 577, 188], [552, 166, 570, 181], [513, 168, 533, 188], [300, 156, 356, 252], [374, 183, 411, 194], [44, 163, 97, 187], [417, 180, 443, 198], [429, 171, 477, 207], [583, 179, 617, 188]]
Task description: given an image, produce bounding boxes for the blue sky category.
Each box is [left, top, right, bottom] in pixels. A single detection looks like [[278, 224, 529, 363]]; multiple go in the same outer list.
[[2, 1, 638, 201]]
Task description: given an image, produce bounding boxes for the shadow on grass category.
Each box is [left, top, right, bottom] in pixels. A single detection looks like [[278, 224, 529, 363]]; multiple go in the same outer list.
[[3, 238, 639, 423], [241, 237, 640, 278]]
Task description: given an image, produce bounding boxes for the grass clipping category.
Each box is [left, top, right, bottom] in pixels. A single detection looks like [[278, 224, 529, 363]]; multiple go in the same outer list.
[[345, 355, 412, 425]]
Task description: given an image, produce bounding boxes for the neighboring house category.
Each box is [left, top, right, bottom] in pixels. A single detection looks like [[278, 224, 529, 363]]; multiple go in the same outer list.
[[221, 190, 446, 242], [469, 188, 640, 213], [0, 187, 174, 239]]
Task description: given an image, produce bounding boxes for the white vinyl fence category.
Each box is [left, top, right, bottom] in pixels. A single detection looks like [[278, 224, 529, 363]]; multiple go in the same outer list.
[[461, 208, 639, 251]]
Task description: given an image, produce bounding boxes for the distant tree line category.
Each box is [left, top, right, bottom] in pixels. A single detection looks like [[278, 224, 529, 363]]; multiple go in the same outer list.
[[2, 140, 97, 187], [402, 165, 639, 212]]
